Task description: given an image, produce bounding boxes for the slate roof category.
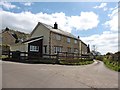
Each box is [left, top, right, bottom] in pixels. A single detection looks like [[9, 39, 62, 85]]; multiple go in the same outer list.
[[31, 22, 78, 40], [30, 22, 87, 46]]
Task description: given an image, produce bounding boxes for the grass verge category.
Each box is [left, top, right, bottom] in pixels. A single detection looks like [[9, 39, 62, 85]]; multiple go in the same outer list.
[[59, 59, 94, 65], [103, 58, 120, 72]]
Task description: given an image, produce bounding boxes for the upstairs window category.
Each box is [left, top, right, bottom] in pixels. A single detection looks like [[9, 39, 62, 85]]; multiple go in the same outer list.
[[67, 38, 70, 43], [56, 34, 61, 40], [74, 40, 77, 44]]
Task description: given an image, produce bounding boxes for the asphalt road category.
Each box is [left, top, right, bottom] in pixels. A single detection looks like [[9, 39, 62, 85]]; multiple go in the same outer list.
[[2, 60, 118, 88], [0, 60, 2, 89]]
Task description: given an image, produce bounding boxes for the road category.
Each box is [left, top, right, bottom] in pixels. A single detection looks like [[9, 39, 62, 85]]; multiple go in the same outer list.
[[0, 60, 2, 90], [2, 60, 118, 88]]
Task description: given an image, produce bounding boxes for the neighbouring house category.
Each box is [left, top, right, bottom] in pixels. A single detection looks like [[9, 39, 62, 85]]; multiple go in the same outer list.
[[1, 27, 29, 54], [105, 52, 119, 61], [11, 22, 89, 57], [2, 28, 17, 46]]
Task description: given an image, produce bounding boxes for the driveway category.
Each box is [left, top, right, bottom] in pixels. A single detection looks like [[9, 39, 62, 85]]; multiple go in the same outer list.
[[2, 60, 118, 88]]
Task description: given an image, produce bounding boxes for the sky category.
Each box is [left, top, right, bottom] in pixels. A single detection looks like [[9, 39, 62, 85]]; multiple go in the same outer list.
[[0, 1, 119, 55]]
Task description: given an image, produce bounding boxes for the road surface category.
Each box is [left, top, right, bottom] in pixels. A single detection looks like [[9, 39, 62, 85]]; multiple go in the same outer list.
[[2, 60, 118, 88]]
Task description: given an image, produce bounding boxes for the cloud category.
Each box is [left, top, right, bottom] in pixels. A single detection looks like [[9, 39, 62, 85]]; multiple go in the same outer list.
[[104, 7, 118, 32], [22, 2, 33, 6], [94, 3, 108, 11], [1, 10, 99, 33], [68, 12, 99, 30], [82, 5, 119, 54], [81, 31, 118, 54], [94, 3, 107, 9], [0, 1, 19, 10]]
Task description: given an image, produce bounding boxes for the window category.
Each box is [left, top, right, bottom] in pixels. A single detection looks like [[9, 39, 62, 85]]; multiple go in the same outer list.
[[54, 46, 62, 53], [74, 40, 77, 44], [67, 47, 71, 53], [30, 45, 39, 52], [67, 38, 70, 43], [56, 34, 61, 40], [74, 48, 78, 53], [43, 45, 47, 54]]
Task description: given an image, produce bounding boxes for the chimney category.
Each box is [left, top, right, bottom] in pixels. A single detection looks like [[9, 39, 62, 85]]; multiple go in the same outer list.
[[5, 27, 9, 31], [54, 22, 58, 29], [78, 36, 80, 39]]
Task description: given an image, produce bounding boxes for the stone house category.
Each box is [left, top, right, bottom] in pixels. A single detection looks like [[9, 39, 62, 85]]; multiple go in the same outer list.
[[11, 22, 89, 57], [1, 28, 29, 54]]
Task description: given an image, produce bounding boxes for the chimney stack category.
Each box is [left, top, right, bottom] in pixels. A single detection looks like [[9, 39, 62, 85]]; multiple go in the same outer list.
[[54, 22, 58, 29]]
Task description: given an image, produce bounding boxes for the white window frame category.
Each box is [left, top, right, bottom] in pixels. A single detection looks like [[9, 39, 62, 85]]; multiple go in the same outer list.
[[30, 45, 39, 52], [67, 38, 70, 43], [54, 46, 62, 53]]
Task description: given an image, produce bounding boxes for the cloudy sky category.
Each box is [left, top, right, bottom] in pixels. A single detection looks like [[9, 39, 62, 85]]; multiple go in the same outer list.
[[0, 1, 119, 54]]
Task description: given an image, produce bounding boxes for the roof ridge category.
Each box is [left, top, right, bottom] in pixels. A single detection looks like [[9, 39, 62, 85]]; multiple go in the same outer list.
[[39, 22, 77, 39]]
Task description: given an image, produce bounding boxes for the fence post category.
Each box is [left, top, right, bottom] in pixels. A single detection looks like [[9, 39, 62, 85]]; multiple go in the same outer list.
[[8, 50, 10, 59], [56, 52, 59, 64], [73, 53, 74, 59], [66, 52, 67, 60]]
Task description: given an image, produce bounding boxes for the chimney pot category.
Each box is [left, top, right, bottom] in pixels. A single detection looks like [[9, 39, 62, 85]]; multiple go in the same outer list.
[[54, 22, 58, 29]]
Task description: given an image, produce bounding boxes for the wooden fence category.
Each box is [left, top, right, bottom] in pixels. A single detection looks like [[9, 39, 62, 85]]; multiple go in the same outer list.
[[57, 52, 92, 63], [58, 52, 90, 59], [2, 51, 92, 63]]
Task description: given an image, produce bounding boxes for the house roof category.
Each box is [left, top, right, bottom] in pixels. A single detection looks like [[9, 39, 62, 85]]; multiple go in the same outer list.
[[22, 36, 43, 43], [30, 22, 87, 46], [31, 22, 78, 40]]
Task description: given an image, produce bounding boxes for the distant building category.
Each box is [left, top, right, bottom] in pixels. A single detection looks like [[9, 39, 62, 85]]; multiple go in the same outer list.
[[1, 27, 29, 54], [11, 22, 89, 57]]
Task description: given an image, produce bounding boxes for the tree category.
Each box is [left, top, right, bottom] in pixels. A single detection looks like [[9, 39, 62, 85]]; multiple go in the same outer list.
[[106, 52, 113, 55]]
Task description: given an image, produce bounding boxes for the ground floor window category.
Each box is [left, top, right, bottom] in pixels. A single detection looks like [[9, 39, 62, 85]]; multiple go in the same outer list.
[[54, 46, 62, 53], [74, 48, 78, 53], [67, 47, 72, 53], [30, 45, 39, 52]]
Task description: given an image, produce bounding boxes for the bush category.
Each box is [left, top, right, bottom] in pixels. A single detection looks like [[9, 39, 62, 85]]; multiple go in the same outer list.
[[96, 55, 104, 61]]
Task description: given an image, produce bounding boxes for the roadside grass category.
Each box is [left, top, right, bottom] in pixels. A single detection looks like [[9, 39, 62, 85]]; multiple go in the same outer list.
[[59, 59, 94, 65], [103, 58, 120, 72], [0, 55, 8, 59]]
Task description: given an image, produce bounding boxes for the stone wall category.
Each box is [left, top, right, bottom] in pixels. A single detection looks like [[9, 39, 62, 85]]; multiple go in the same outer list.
[[50, 32, 79, 54]]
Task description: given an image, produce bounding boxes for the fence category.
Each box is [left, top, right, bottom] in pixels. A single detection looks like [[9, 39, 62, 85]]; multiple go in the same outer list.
[[2, 51, 92, 63], [57, 52, 92, 63], [57, 52, 90, 59]]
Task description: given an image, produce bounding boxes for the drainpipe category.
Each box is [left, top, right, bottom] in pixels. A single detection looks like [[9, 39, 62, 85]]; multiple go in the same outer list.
[[49, 31, 51, 55], [77, 36, 80, 58]]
